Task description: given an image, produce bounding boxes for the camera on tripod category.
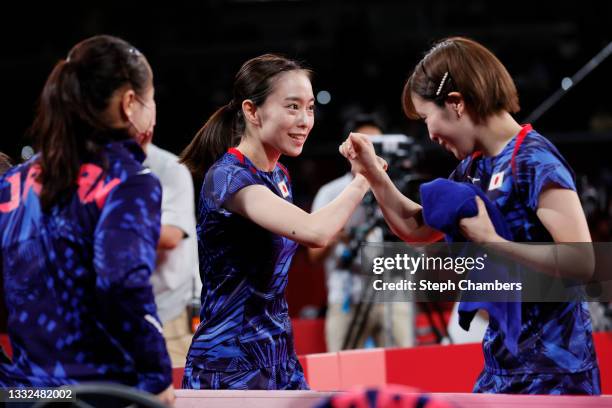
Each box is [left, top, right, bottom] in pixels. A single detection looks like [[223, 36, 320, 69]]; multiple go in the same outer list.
[[369, 134, 427, 202], [338, 134, 431, 269]]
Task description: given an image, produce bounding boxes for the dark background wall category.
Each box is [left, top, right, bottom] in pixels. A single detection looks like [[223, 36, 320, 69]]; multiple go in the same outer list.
[[2, 2, 611, 196]]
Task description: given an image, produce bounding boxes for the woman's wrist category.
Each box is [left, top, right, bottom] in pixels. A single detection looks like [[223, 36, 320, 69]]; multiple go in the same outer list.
[[483, 234, 509, 246], [363, 165, 387, 187], [352, 173, 370, 193]]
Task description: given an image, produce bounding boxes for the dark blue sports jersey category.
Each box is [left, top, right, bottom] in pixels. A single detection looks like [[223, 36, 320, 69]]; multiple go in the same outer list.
[[450, 126, 599, 393], [183, 149, 307, 390], [0, 139, 172, 394]]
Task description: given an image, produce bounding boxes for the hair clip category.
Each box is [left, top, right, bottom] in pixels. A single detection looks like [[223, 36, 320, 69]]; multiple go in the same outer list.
[[128, 47, 141, 56], [436, 72, 449, 96]]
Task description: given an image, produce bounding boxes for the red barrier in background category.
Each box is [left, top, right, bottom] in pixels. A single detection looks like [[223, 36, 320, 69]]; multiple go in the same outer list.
[[595, 331, 612, 393], [299, 331, 612, 393], [286, 249, 326, 319], [291, 311, 454, 357], [292, 318, 326, 355], [384, 343, 483, 392]]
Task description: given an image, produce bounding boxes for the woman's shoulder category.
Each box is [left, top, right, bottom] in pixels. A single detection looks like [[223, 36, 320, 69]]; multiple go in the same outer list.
[[102, 139, 153, 180], [515, 130, 571, 170], [202, 152, 265, 206], [206, 152, 255, 181]]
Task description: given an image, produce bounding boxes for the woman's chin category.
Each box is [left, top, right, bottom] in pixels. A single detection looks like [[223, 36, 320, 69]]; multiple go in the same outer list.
[[283, 145, 304, 157], [451, 147, 467, 160]]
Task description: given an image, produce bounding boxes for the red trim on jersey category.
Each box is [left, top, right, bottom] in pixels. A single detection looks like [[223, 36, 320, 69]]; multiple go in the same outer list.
[[277, 162, 291, 182], [510, 124, 533, 176], [471, 151, 483, 160], [227, 148, 291, 180], [227, 148, 245, 164]]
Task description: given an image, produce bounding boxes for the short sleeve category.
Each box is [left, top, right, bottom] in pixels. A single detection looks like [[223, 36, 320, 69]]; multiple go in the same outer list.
[[516, 140, 576, 211], [204, 163, 263, 211]]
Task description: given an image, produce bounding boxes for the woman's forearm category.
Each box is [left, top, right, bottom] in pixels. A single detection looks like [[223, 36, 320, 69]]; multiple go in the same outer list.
[[485, 238, 595, 282], [308, 174, 369, 247], [367, 168, 442, 243]]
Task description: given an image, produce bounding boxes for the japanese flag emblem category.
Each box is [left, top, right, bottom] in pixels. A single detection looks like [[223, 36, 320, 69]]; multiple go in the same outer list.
[[278, 181, 289, 198], [488, 171, 504, 191]]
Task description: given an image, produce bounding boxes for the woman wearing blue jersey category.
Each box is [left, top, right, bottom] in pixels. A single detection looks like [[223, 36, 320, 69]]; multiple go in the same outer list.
[[340, 37, 599, 394], [180, 54, 379, 390], [0, 35, 174, 404]]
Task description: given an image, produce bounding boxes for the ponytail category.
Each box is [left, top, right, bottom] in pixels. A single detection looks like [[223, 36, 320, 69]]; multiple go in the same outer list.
[[33, 60, 85, 211], [180, 102, 242, 176]]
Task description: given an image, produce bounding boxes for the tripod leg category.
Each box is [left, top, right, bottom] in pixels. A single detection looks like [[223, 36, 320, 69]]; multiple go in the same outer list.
[[348, 278, 378, 349]]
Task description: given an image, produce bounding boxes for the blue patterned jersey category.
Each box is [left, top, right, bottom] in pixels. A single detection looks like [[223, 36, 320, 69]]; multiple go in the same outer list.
[[450, 126, 598, 377], [184, 148, 306, 389], [0, 138, 172, 394]]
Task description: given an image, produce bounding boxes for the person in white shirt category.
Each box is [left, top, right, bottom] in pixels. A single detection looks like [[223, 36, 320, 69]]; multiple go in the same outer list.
[[144, 143, 200, 367]]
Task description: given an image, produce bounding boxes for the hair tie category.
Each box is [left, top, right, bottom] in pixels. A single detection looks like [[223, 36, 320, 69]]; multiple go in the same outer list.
[[227, 99, 239, 111]]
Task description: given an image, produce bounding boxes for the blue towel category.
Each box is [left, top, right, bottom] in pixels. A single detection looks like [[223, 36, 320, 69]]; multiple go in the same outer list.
[[420, 178, 521, 355]]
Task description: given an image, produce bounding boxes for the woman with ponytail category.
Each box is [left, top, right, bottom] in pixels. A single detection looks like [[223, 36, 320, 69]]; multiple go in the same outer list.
[[0, 35, 174, 404], [180, 54, 383, 390]]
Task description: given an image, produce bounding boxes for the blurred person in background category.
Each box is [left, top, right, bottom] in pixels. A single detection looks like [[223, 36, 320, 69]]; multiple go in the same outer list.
[[143, 141, 200, 368]]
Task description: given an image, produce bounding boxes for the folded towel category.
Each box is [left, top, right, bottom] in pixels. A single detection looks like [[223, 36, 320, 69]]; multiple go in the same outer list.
[[420, 178, 521, 355]]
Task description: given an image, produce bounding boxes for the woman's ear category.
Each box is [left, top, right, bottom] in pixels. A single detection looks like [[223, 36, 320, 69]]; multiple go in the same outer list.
[[446, 91, 465, 119], [120, 88, 137, 121], [105, 86, 135, 128], [242, 99, 260, 127]]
